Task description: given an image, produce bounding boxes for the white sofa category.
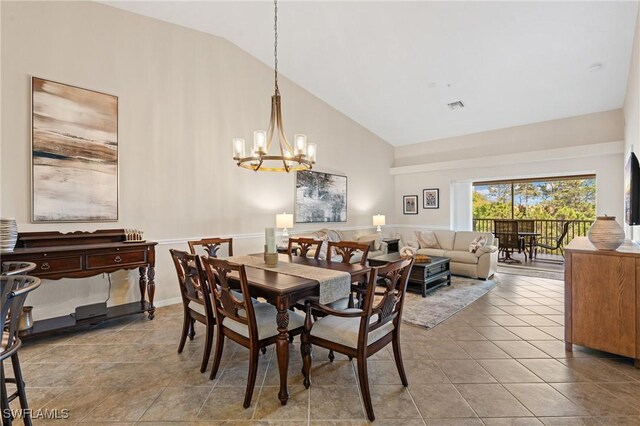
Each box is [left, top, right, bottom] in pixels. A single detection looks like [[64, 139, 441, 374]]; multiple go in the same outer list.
[[394, 229, 498, 279], [293, 228, 388, 263]]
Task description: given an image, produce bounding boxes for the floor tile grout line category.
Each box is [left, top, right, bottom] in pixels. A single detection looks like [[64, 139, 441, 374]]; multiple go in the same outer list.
[[250, 344, 274, 421], [402, 382, 427, 425]]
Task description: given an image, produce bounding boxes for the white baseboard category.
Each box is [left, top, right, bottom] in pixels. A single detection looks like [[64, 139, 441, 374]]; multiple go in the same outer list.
[[154, 297, 181, 308]]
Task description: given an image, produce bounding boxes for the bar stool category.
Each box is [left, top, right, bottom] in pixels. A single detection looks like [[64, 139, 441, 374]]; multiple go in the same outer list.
[[0, 275, 41, 426], [0, 263, 36, 277]]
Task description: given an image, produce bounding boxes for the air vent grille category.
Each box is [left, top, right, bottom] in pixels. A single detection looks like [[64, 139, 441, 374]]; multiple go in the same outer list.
[[448, 101, 465, 110]]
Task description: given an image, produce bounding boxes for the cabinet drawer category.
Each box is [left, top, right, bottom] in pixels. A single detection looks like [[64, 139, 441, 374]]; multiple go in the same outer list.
[[34, 256, 83, 275], [86, 250, 147, 269]]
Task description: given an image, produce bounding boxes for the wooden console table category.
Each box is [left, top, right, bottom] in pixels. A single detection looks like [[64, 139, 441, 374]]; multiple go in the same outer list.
[[1, 229, 157, 338], [565, 237, 640, 367]]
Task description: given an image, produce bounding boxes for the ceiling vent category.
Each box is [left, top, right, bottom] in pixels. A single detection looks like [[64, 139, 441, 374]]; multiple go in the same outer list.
[[448, 101, 465, 110]]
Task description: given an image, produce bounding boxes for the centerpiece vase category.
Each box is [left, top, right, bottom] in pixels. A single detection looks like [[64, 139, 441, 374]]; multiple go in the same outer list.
[[587, 216, 625, 251]]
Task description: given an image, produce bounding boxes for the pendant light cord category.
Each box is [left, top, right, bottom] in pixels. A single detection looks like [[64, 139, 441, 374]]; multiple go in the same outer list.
[[274, 0, 279, 96]]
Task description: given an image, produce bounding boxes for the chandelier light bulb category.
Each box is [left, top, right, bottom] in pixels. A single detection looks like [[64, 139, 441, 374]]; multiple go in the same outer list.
[[233, 138, 246, 159]]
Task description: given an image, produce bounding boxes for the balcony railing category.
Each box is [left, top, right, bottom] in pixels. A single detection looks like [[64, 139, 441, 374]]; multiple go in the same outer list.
[[473, 218, 594, 255]]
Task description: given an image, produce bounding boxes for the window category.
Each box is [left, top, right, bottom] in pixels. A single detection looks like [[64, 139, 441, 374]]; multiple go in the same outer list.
[[473, 175, 596, 221]]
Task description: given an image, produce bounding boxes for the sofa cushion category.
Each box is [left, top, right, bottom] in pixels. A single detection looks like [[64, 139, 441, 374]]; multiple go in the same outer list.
[[453, 231, 493, 252], [357, 233, 382, 251], [433, 230, 456, 251], [369, 250, 385, 259], [415, 230, 439, 249], [445, 250, 479, 265], [416, 248, 447, 257], [338, 230, 358, 241]]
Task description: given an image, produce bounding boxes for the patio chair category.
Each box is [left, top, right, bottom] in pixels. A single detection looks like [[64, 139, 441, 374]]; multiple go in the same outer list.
[[493, 220, 525, 263], [533, 221, 572, 261]]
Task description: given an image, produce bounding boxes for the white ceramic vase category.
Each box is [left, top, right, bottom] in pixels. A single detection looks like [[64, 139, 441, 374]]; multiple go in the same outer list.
[[587, 216, 625, 251]]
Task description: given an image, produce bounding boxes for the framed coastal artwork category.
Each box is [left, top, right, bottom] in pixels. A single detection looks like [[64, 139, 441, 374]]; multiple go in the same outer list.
[[403, 195, 418, 215], [31, 77, 118, 222], [423, 188, 440, 209], [295, 170, 347, 223]]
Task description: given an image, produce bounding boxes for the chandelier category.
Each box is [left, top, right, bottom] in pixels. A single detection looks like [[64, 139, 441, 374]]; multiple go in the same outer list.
[[232, 0, 316, 172]]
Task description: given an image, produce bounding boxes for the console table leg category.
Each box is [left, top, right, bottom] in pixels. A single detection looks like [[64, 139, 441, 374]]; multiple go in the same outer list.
[[565, 342, 572, 352], [635, 359, 639, 369], [147, 266, 156, 320], [138, 267, 147, 305]]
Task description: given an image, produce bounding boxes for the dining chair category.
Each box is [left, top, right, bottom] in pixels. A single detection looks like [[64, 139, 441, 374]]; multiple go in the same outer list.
[[200, 256, 305, 408], [170, 249, 216, 373], [493, 220, 524, 263], [0, 275, 41, 426], [1, 262, 36, 276], [533, 221, 572, 261], [188, 237, 234, 258], [286, 237, 322, 258], [301, 257, 414, 421], [326, 240, 371, 308]]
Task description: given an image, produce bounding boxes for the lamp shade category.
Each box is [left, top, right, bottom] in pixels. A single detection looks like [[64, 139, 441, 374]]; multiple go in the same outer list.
[[373, 214, 386, 227], [276, 213, 294, 229]]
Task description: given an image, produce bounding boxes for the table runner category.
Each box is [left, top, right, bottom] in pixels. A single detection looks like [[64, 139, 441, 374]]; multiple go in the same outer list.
[[228, 255, 351, 304]]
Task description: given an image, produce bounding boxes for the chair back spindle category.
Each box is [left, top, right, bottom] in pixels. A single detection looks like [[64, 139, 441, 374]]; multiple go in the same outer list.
[[360, 258, 413, 338], [287, 237, 322, 259], [170, 249, 213, 309], [188, 237, 234, 258], [327, 241, 370, 266], [201, 257, 259, 339]]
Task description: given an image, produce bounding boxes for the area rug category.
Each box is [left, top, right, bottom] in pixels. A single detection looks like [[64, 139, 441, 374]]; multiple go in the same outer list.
[[497, 264, 564, 280], [402, 275, 498, 329]]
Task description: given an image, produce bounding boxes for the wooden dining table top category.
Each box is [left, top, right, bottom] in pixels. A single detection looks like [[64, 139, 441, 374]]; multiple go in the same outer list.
[[233, 253, 370, 297]]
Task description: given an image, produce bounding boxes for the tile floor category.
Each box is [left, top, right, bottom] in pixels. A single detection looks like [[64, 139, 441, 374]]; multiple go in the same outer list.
[[11, 273, 640, 425]]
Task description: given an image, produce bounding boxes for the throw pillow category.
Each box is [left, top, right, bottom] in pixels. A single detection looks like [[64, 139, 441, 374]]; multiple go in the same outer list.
[[357, 233, 382, 251], [316, 233, 331, 260], [468, 236, 487, 253], [415, 230, 440, 249]]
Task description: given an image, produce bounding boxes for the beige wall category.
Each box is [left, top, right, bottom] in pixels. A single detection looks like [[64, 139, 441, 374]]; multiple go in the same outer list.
[[0, 1, 394, 319], [395, 110, 623, 168], [625, 5, 640, 240], [393, 110, 625, 229]]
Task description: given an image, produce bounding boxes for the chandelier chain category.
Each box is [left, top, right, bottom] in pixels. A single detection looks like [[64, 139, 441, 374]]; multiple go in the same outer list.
[[274, 0, 279, 95]]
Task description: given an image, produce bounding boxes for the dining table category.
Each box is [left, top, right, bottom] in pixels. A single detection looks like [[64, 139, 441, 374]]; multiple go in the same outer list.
[[232, 253, 370, 405]]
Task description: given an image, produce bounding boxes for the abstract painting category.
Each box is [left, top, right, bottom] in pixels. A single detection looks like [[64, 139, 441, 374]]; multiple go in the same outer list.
[[32, 77, 118, 222], [295, 170, 347, 223], [423, 188, 440, 209]]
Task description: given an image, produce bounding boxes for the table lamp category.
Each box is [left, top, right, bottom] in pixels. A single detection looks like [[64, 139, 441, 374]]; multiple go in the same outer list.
[[373, 214, 385, 233], [276, 213, 294, 245]]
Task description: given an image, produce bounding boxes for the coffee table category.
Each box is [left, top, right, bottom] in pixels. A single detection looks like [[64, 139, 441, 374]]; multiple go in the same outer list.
[[369, 253, 451, 297]]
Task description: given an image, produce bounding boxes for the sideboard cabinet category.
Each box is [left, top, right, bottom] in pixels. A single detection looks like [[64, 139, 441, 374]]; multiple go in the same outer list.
[[565, 237, 640, 367], [1, 229, 157, 338]]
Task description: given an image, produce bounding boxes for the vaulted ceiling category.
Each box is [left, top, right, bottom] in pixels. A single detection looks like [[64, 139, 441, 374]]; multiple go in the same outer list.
[[105, 1, 638, 146]]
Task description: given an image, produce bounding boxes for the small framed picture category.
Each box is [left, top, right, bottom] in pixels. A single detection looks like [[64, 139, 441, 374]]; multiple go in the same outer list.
[[423, 188, 439, 209], [403, 195, 418, 215]]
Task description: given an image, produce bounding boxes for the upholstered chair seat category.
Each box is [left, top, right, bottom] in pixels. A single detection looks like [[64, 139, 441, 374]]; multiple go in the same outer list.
[[310, 308, 394, 349], [223, 303, 304, 340]]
